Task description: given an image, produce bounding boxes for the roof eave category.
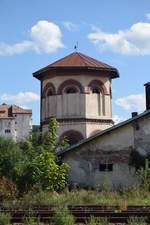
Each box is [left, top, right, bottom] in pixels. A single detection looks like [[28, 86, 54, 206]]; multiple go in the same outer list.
[[33, 67, 119, 80]]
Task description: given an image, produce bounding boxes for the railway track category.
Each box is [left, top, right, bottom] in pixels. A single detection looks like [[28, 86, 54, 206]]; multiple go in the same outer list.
[[0, 205, 150, 224]]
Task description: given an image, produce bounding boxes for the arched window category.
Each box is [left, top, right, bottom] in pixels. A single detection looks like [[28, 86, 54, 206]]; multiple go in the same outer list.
[[60, 130, 84, 146], [64, 86, 79, 94], [42, 82, 56, 98], [88, 80, 107, 95], [57, 79, 84, 95], [47, 89, 53, 96], [88, 80, 106, 116], [42, 83, 56, 119], [92, 86, 101, 94]]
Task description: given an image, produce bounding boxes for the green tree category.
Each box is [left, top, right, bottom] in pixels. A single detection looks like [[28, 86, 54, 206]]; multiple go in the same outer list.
[[32, 117, 69, 191], [32, 152, 68, 191], [43, 117, 58, 152]]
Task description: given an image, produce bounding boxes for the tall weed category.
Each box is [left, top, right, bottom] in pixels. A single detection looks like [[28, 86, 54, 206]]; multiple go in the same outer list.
[[54, 206, 74, 225], [24, 216, 40, 225], [128, 216, 147, 225], [0, 213, 11, 225], [86, 216, 108, 225]]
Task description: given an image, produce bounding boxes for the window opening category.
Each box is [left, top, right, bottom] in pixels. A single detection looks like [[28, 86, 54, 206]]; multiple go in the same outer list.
[[99, 163, 113, 172], [92, 87, 100, 94], [5, 129, 11, 134], [47, 89, 53, 96], [65, 87, 78, 94]]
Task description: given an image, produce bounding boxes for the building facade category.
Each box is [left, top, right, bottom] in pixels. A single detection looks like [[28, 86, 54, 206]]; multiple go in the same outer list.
[[33, 52, 119, 145], [56, 84, 150, 188], [0, 104, 32, 141]]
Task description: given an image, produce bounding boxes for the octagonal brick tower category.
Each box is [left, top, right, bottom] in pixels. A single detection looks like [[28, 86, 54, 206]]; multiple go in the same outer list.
[[33, 52, 119, 145]]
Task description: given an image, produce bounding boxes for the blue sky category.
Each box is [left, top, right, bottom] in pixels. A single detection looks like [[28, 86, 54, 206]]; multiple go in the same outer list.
[[0, 0, 150, 124]]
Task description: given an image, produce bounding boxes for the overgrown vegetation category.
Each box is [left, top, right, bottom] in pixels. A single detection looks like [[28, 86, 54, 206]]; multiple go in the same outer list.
[[128, 216, 147, 225], [54, 206, 74, 225], [0, 117, 68, 200], [86, 216, 108, 225], [0, 213, 11, 225]]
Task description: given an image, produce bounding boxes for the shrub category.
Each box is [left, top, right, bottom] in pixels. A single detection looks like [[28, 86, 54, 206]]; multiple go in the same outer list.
[[32, 151, 68, 191], [54, 206, 74, 225], [0, 213, 11, 225], [0, 176, 18, 201]]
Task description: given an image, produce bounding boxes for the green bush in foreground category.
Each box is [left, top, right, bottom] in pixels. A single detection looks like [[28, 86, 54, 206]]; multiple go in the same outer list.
[[54, 206, 74, 225], [32, 151, 68, 191], [0, 213, 11, 225]]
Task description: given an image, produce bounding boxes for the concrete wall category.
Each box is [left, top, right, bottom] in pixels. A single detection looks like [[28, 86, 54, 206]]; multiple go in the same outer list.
[[62, 114, 150, 188]]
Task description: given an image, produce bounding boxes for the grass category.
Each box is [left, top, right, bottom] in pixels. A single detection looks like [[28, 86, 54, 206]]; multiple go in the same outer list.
[[2, 185, 150, 208], [53, 206, 75, 225], [128, 216, 147, 225], [86, 216, 108, 225], [0, 213, 11, 225]]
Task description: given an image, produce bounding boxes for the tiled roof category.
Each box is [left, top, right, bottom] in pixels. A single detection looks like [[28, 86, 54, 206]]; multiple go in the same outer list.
[[0, 104, 32, 119], [11, 105, 32, 114], [33, 52, 119, 79], [0, 105, 9, 119]]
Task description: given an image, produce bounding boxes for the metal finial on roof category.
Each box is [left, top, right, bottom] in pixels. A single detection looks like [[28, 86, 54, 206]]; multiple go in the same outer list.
[[74, 42, 78, 52]]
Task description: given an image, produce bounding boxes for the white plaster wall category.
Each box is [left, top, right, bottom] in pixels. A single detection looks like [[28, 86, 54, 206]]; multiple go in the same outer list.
[[86, 122, 113, 137], [62, 123, 136, 188], [65, 158, 138, 188], [91, 124, 134, 151], [42, 74, 112, 139], [134, 114, 150, 155], [43, 121, 86, 139], [85, 94, 111, 119], [43, 94, 85, 120], [14, 114, 32, 141], [43, 75, 110, 93], [0, 119, 16, 141]]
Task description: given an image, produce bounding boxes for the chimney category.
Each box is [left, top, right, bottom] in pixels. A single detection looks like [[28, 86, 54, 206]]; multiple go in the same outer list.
[[132, 112, 138, 118], [144, 82, 150, 110]]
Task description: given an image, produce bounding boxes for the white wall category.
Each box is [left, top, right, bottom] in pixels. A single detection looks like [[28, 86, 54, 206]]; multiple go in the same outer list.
[[42, 74, 112, 139], [0, 119, 16, 140], [14, 114, 32, 140]]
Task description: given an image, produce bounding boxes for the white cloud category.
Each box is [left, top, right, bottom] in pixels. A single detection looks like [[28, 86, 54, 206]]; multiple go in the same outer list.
[[0, 92, 40, 104], [115, 93, 145, 112], [31, 21, 64, 53], [113, 115, 126, 124], [63, 21, 78, 31], [0, 41, 33, 56], [0, 20, 64, 56], [88, 22, 150, 55], [146, 13, 150, 20]]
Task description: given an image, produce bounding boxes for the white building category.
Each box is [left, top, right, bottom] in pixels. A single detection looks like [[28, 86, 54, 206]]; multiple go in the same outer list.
[[33, 51, 119, 145], [0, 104, 32, 141]]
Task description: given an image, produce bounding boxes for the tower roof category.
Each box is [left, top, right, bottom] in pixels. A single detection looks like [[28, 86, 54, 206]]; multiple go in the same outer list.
[[33, 52, 119, 79]]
